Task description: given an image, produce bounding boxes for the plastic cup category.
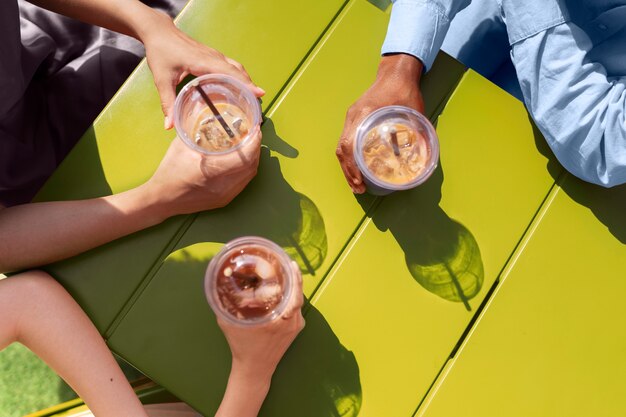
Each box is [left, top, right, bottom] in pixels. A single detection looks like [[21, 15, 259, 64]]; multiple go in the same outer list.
[[204, 236, 297, 327], [174, 74, 262, 155], [354, 105, 439, 195]]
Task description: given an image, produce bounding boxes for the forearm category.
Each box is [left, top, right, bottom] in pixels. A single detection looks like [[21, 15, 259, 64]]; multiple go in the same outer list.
[[0, 184, 168, 273], [26, 0, 172, 41], [1, 271, 148, 417], [215, 363, 272, 417], [514, 23, 626, 187]]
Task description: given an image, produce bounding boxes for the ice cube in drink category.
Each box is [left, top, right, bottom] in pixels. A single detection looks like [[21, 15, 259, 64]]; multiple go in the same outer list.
[[215, 247, 285, 320], [192, 103, 250, 153], [362, 122, 430, 185], [205, 237, 296, 326], [354, 106, 439, 195]]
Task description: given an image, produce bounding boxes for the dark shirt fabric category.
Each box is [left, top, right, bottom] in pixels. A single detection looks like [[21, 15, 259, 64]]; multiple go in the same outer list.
[[0, 0, 186, 206]]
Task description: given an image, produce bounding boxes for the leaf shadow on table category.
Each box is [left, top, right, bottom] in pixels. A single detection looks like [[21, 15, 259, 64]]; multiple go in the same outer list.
[[128, 252, 362, 417], [530, 120, 626, 244], [260, 304, 362, 417], [175, 140, 328, 277], [367, 162, 485, 311], [130, 119, 361, 415]]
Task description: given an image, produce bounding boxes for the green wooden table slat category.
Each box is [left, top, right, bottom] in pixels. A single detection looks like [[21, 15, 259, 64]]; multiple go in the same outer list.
[[415, 175, 626, 417], [305, 70, 562, 417], [106, 1, 466, 415], [154, 1, 467, 301], [33, 0, 347, 333]]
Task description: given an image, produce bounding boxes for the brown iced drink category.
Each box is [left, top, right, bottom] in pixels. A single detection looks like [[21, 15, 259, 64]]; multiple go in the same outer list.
[[362, 123, 430, 185], [214, 246, 286, 320], [191, 103, 250, 153]]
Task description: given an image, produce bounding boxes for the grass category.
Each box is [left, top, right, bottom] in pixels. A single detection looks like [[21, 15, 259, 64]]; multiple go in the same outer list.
[[0, 274, 76, 416], [0, 341, 144, 417], [0, 343, 77, 417], [0, 275, 145, 416]]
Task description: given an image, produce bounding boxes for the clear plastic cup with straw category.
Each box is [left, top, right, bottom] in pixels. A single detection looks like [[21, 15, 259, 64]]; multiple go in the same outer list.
[[174, 74, 261, 155], [354, 105, 439, 195], [204, 236, 297, 326]]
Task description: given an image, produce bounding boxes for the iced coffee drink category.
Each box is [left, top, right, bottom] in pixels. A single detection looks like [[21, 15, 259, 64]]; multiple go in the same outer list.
[[205, 237, 296, 326], [355, 106, 439, 195], [191, 103, 250, 152], [174, 74, 261, 155]]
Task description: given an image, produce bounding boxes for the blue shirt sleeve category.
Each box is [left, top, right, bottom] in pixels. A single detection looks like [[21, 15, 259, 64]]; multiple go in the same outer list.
[[381, 0, 471, 71], [513, 22, 626, 187]]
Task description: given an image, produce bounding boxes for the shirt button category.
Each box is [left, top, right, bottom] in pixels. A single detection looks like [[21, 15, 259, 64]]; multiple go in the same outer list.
[[597, 23, 608, 30]]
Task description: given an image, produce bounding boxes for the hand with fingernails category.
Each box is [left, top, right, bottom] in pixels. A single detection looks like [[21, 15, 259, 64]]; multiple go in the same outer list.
[[337, 53, 425, 194], [141, 13, 265, 130], [215, 261, 305, 417]]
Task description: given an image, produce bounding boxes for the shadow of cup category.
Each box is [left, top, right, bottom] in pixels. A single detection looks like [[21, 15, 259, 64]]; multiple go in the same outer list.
[[276, 193, 328, 276], [406, 219, 484, 310], [259, 305, 362, 417], [371, 162, 485, 310]]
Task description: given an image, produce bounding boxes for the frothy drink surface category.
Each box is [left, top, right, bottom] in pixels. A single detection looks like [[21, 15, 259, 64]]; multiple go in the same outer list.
[[362, 122, 430, 185], [215, 247, 285, 320], [192, 103, 250, 152]]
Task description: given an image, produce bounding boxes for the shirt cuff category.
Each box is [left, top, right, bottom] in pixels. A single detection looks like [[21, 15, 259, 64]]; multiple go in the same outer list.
[[381, 0, 451, 71]]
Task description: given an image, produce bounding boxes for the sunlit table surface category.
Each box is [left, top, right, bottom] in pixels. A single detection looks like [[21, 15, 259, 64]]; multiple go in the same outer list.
[[36, 1, 626, 416]]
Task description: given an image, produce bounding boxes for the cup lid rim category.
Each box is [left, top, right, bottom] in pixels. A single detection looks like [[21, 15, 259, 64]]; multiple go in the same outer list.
[[204, 236, 296, 327], [353, 105, 440, 190], [174, 74, 262, 156]]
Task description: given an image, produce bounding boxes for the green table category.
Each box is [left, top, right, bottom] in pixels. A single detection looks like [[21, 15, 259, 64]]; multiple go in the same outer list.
[[36, 0, 350, 334], [35, 0, 625, 415], [413, 175, 626, 417]]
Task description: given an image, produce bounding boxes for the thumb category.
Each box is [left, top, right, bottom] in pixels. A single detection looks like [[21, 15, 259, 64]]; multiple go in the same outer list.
[[155, 76, 178, 130]]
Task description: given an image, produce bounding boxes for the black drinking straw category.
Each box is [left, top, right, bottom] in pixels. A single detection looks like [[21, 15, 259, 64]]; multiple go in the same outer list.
[[194, 85, 235, 138], [390, 128, 401, 156]]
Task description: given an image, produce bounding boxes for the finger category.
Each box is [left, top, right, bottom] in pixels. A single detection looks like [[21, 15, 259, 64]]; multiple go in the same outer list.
[[336, 140, 365, 194], [279, 261, 305, 321], [193, 58, 265, 98], [344, 158, 367, 194], [246, 125, 263, 149], [224, 58, 266, 98], [336, 109, 365, 189], [289, 261, 304, 310], [338, 106, 371, 193], [291, 261, 303, 287], [155, 75, 178, 130], [177, 70, 190, 85], [213, 125, 262, 171], [225, 57, 250, 79], [337, 152, 365, 194]]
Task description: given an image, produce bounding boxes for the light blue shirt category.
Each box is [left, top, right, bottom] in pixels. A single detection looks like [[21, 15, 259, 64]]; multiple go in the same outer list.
[[382, 0, 626, 187]]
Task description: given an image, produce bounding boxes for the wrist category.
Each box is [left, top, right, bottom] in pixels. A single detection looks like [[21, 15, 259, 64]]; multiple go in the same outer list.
[[215, 361, 272, 417], [107, 182, 172, 228], [230, 359, 275, 388], [129, 5, 174, 43], [377, 53, 424, 84]]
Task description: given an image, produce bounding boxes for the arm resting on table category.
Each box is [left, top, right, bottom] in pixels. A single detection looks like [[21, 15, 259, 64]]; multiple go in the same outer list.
[[0, 271, 149, 417], [513, 22, 626, 187], [0, 184, 166, 273], [0, 128, 261, 273]]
